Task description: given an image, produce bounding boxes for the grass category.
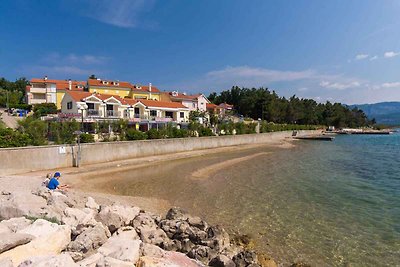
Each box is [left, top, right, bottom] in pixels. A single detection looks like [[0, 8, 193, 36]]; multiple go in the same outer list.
[[24, 215, 61, 225]]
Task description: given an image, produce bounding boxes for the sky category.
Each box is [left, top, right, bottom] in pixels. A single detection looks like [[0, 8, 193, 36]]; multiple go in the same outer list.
[[1, 0, 400, 104]]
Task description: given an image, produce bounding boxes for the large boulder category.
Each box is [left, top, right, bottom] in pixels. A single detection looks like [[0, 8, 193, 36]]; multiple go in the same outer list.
[[97, 228, 142, 264], [232, 251, 258, 267], [166, 207, 189, 221], [206, 225, 230, 252], [187, 245, 216, 264], [0, 192, 48, 220], [140, 242, 167, 258], [96, 205, 140, 233], [137, 251, 205, 267], [76, 253, 104, 267], [0, 219, 71, 265], [62, 207, 98, 229], [67, 223, 110, 260], [85, 197, 99, 211], [18, 253, 79, 267], [209, 255, 236, 267], [0, 233, 33, 253], [140, 227, 170, 246], [0, 217, 32, 234]]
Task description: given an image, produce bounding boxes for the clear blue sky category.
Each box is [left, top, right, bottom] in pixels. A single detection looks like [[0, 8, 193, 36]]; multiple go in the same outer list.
[[1, 0, 400, 104]]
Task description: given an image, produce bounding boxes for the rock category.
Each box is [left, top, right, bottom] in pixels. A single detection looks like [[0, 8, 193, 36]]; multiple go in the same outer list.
[[0, 219, 71, 265], [232, 251, 258, 267], [98, 256, 135, 267], [0, 217, 32, 234], [133, 212, 158, 231], [18, 253, 79, 267], [0, 192, 48, 220], [67, 223, 110, 258], [0, 233, 33, 253], [140, 227, 169, 246], [0, 258, 13, 267], [76, 253, 104, 267], [187, 215, 208, 231], [62, 207, 98, 229], [187, 245, 216, 264], [206, 225, 230, 252], [140, 243, 167, 258], [209, 255, 236, 267], [85, 197, 99, 211], [96, 205, 140, 233], [98, 229, 142, 264], [166, 207, 189, 221], [137, 251, 206, 267]]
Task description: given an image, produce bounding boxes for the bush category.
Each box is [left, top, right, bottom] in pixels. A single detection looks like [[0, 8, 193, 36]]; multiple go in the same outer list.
[[48, 120, 80, 144], [125, 129, 147, 140], [80, 133, 95, 143], [147, 128, 166, 139], [0, 128, 31, 148], [18, 117, 48, 146], [33, 103, 57, 118]]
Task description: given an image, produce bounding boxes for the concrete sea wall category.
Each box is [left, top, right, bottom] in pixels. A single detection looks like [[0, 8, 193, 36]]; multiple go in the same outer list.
[[0, 130, 319, 175]]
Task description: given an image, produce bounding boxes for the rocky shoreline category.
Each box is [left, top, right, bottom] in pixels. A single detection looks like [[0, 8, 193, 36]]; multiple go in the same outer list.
[[0, 186, 279, 267]]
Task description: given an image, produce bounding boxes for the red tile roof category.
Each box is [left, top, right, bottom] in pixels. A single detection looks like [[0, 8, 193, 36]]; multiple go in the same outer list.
[[67, 91, 93, 102], [88, 79, 132, 89], [30, 78, 86, 91], [206, 103, 218, 109], [132, 85, 161, 93], [168, 92, 201, 100], [139, 99, 188, 109]]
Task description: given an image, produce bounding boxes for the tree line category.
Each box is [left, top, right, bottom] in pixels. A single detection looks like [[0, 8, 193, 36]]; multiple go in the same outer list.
[[0, 77, 29, 108], [208, 86, 374, 128]]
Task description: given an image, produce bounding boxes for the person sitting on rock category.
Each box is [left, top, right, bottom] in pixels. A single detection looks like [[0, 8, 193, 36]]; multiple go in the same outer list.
[[47, 172, 70, 190]]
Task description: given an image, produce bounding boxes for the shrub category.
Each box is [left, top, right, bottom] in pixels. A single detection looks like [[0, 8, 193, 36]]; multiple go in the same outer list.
[[125, 129, 147, 140], [18, 117, 48, 146], [33, 103, 57, 118], [80, 133, 95, 143], [147, 128, 166, 139], [0, 128, 31, 148]]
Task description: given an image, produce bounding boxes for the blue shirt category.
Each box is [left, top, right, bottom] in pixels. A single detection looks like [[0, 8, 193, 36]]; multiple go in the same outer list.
[[47, 178, 59, 190]]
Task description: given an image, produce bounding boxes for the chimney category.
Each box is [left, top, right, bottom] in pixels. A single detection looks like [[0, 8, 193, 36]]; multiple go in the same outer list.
[[149, 82, 152, 99], [44, 76, 48, 81], [68, 79, 72, 90]]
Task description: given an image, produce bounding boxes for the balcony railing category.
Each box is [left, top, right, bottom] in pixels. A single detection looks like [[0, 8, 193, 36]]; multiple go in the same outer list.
[[106, 110, 119, 117], [87, 110, 100, 117]]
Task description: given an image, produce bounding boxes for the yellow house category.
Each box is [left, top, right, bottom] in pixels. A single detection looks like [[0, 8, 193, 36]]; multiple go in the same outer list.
[[87, 79, 161, 101]]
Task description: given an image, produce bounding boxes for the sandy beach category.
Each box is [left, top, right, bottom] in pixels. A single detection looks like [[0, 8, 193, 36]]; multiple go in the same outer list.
[[1, 137, 295, 216]]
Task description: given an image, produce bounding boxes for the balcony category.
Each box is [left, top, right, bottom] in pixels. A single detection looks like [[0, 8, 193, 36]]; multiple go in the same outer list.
[[106, 110, 119, 117], [87, 109, 100, 117]]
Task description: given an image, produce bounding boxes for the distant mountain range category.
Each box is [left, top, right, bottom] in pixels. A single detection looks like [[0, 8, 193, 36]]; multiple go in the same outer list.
[[350, 102, 400, 125]]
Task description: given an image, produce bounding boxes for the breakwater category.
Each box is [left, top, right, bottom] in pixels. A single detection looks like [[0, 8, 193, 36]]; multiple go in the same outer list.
[[0, 130, 320, 176]]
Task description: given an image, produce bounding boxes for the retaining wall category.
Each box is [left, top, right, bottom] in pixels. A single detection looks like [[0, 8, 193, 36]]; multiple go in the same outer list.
[[0, 130, 318, 175]]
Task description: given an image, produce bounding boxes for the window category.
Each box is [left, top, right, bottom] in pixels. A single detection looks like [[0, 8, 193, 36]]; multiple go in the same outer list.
[[165, 111, 173, 118], [87, 103, 94, 110], [192, 103, 196, 108], [150, 110, 157, 117], [67, 102, 73, 110], [180, 112, 185, 118]]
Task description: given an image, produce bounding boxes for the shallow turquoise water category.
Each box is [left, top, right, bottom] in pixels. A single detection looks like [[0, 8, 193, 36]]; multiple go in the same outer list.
[[103, 132, 400, 266]]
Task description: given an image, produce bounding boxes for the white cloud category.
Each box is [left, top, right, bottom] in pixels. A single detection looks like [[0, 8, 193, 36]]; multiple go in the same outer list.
[[70, 0, 157, 28], [46, 53, 109, 65], [369, 55, 378, 61], [320, 81, 361, 90], [384, 51, 400, 58], [381, 82, 400, 88], [355, 54, 369, 60]]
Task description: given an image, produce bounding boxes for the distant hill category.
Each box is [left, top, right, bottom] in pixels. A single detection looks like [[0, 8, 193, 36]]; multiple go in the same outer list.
[[350, 102, 400, 125]]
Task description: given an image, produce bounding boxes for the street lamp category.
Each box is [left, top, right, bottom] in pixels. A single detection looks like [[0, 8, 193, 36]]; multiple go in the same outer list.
[[74, 103, 88, 167]]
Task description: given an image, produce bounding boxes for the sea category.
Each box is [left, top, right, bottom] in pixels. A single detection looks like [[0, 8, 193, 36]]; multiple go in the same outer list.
[[97, 131, 400, 266]]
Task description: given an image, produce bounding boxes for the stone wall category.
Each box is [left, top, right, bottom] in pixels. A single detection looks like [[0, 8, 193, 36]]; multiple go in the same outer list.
[[0, 130, 319, 175]]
